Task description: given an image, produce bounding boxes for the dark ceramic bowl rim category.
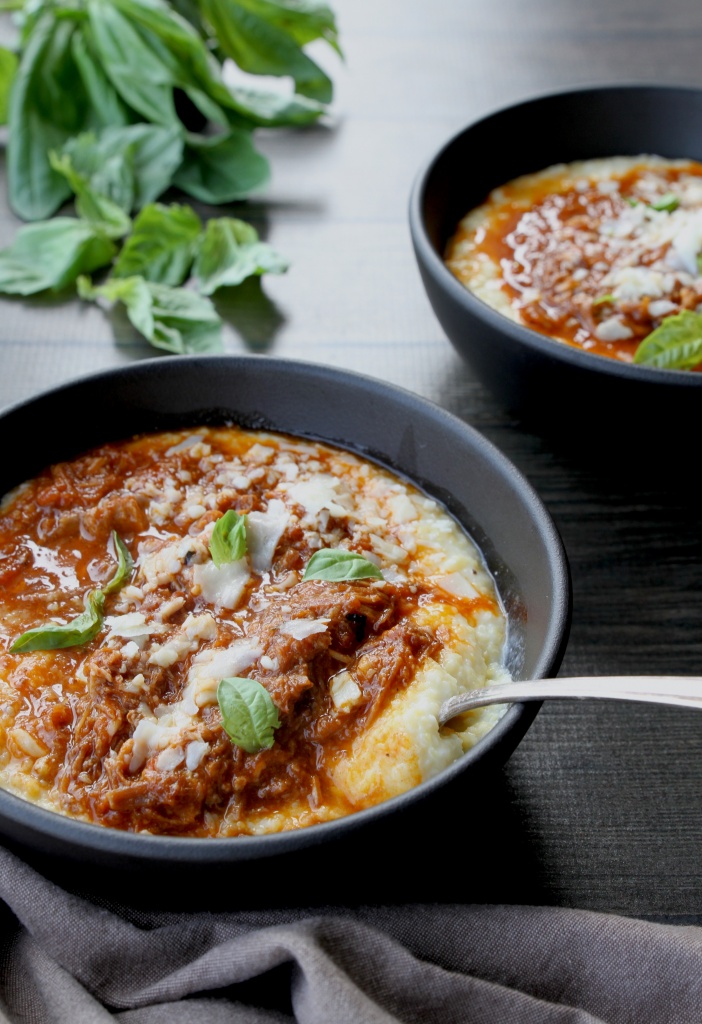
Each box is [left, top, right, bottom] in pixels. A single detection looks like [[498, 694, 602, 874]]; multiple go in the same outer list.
[[409, 82, 702, 390], [0, 354, 571, 865]]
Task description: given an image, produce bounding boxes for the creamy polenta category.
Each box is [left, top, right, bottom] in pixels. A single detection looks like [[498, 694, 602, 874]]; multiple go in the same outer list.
[[0, 427, 509, 836]]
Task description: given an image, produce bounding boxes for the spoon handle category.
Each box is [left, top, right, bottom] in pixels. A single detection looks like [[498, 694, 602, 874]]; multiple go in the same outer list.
[[439, 676, 702, 726]]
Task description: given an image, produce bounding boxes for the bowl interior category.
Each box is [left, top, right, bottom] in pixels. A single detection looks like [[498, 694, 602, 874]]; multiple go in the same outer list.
[[0, 355, 571, 870], [421, 85, 702, 258]]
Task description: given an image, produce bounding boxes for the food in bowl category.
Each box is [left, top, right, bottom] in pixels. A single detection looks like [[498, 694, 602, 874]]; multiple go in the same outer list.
[[0, 424, 511, 837], [445, 155, 702, 370]]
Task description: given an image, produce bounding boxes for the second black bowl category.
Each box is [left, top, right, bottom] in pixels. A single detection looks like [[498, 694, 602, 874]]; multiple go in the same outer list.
[[409, 84, 702, 438]]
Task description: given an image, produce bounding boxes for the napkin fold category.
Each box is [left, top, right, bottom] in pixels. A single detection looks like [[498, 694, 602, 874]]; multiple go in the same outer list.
[[1, 845, 702, 1024]]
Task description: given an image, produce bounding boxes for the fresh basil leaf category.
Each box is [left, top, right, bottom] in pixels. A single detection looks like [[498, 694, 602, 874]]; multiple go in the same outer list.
[[193, 217, 289, 295], [97, 0, 243, 126], [0, 218, 116, 295], [7, 12, 93, 220], [78, 274, 223, 353], [113, 203, 202, 286], [60, 124, 185, 211], [634, 310, 702, 370], [8, 529, 134, 653], [200, 0, 334, 102], [302, 549, 384, 582], [58, 132, 136, 214], [49, 150, 132, 238], [224, 84, 325, 127], [651, 192, 679, 213], [86, 0, 180, 125], [70, 27, 130, 129], [217, 676, 280, 753], [210, 509, 248, 567], [97, 0, 319, 129], [110, 124, 185, 208], [173, 129, 270, 204], [239, 0, 341, 53], [102, 531, 135, 595], [10, 589, 106, 653], [0, 45, 18, 125]]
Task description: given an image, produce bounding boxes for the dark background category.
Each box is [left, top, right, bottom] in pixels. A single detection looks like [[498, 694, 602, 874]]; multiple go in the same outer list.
[[2, 0, 702, 919]]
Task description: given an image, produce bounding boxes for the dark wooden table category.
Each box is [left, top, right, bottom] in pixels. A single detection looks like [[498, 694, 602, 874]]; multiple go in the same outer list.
[[3, 0, 702, 920]]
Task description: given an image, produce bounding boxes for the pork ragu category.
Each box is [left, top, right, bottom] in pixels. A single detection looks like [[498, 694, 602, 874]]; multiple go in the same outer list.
[[0, 426, 510, 837], [446, 156, 702, 369]]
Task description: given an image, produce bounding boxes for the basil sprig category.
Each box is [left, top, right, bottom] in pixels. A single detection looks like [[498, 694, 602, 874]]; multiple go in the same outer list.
[[210, 509, 248, 567], [5, 0, 339, 223], [10, 590, 106, 654], [78, 274, 223, 354], [217, 676, 280, 754], [9, 531, 134, 653], [0, 0, 334, 353], [302, 549, 384, 582], [634, 310, 702, 371]]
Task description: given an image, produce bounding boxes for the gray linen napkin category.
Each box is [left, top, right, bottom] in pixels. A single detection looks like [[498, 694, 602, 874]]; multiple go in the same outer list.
[[2, 846, 702, 1024]]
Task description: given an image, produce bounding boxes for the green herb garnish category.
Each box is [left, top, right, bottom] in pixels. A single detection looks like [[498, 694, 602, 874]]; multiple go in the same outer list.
[[56, 125, 185, 213], [651, 193, 680, 213], [10, 532, 134, 653], [0, 0, 338, 350], [113, 203, 203, 286], [102, 531, 135, 595], [10, 590, 106, 654], [5, 0, 339, 222], [0, 218, 116, 296], [193, 217, 289, 296], [78, 275, 223, 354], [49, 149, 132, 240], [217, 676, 280, 754], [592, 293, 616, 307], [634, 310, 702, 370], [302, 549, 384, 582], [210, 509, 248, 568]]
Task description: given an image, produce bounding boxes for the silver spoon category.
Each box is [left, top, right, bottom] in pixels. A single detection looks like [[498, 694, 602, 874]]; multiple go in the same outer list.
[[438, 676, 702, 726]]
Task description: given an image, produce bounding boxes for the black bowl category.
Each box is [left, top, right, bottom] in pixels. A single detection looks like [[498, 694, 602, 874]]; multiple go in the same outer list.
[[409, 84, 702, 436], [0, 355, 570, 888]]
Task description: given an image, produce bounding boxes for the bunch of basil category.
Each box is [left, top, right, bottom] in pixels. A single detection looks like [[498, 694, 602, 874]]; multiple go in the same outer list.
[[0, 0, 339, 351]]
